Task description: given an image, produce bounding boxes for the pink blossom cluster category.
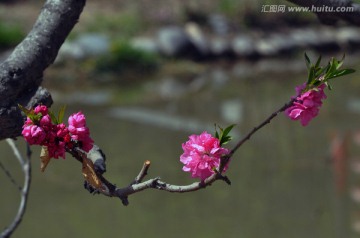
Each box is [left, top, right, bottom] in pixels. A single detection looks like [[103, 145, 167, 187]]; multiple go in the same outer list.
[[21, 105, 93, 159], [180, 131, 230, 180], [285, 83, 327, 126]]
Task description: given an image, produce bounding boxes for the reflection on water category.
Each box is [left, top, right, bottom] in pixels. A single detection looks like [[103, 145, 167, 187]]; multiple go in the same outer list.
[[108, 107, 215, 133], [107, 103, 242, 137], [1, 60, 360, 238]]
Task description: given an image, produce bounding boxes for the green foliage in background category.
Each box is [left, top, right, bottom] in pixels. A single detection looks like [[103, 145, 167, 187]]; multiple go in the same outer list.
[[218, 0, 241, 16], [86, 10, 144, 38], [0, 22, 24, 49], [96, 39, 159, 75]]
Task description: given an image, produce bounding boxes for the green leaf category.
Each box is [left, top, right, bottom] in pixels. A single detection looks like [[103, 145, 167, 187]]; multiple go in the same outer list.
[[57, 105, 66, 124], [335, 59, 343, 70], [304, 54, 355, 89], [216, 124, 236, 146], [307, 66, 315, 84], [220, 136, 233, 145], [314, 55, 322, 69], [325, 59, 336, 79], [18, 104, 43, 123], [215, 131, 219, 139], [304, 52, 311, 70], [328, 69, 356, 79], [18, 104, 33, 117], [48, 110, 58, 124], [222, 124, 236, 138], [29, 113, 42, 122], [214, 124, 220, 138], [330, 57, 338, 72], [316, 65, 328, 78]]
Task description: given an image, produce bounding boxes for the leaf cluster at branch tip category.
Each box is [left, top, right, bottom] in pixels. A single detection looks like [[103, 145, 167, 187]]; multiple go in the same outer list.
[[215, 124, 236, 146], [18, 104, 41, 123], [304, 53, 355, 91]]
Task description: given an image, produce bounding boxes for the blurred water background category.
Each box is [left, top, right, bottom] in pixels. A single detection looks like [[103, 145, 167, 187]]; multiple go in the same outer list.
[[1, 0, 360, 237]]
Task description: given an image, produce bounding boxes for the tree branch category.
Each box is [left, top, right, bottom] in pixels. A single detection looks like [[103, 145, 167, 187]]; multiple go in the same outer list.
[[66, 146, 231, 206], [0, 0, 86, 141], [0, 160, 22, 191], [52, 89, 300, 206], [229, 98, 296, 156], [64, 91, 301, 206], [1, 139, 32, 238], [287, 0, 360, 25], [132, 160, 151, 184]]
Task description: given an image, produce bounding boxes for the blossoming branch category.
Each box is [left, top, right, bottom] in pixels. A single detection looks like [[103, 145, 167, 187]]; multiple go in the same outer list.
[[18, 54, 355, 206], [20, 105, 94, 170], [285, 54, 355, 126]]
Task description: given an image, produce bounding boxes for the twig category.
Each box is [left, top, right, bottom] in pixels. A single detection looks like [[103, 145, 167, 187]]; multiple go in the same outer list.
[[68, 146, 232, 205], [117, 97, 297, 203], [0, 160, 22, 191], [229, 98, 296, 156], [1, 139, 31, 238], [64, 97, 298, 206], [133, 160, 151, 184]]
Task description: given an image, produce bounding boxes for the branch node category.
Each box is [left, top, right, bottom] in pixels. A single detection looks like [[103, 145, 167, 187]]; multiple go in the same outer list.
[[119, 196, 129, 206], [83, 181, 100, 194], [213, 167, 232, 185], [199, 180, 206, 188], [153, 177, 166, 189]]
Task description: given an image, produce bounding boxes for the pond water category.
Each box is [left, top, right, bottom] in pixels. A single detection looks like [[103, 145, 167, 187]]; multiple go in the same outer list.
[[1, 56, 360, 238]]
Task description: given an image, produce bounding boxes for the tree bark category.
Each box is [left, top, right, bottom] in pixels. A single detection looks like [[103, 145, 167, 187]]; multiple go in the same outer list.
[[0, 0, 86, 140]]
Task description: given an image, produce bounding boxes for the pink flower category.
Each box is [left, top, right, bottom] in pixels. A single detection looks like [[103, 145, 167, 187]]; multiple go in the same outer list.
[[24, 117, 33, 126], [68, 112, 86, 128], [45, 128, 56, 143], [43, 124, 71, 159], [80, 136, 94, 152], [285, 83, 327, 126], [47, 141, 66, 159], [294, 83, 306, 96], [69, 127, 90, 140], [68, 111, 94, 152], [55, 123, 69, 138], [22, 107, 95, 158], [34, 105, 48, 116], [180, 131, 229, 180], [39, 115, 52, 131], [22, 125, 46, 145]]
